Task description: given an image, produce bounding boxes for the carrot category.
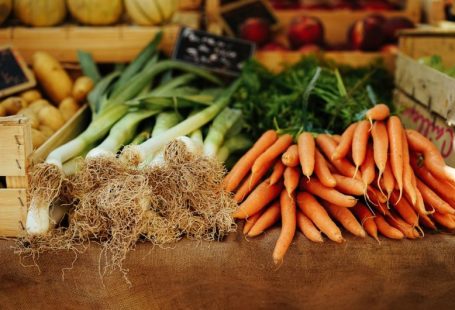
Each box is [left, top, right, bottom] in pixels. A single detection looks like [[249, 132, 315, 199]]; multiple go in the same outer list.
[[314, 149, 336, 188], [324, 202, 366, 237], [366, 103, 390, 123], [360, 145, 375, 187], [406, 129, 455, 183], [433, 212, 455, 230], [316, 134, 361, 180], [300, 178, 357, 208], [296, 192, 344, 243], [282, 144, 300, 167], [401, 131, 417, 205], [332, 135, 341, 143], [411, 156, 455, 207], [390, 191, 419, 226], [419, 212, 437, 230], [272, 190, 297, 264], [297, 132, 315, 179], [270, 161, 286, 186], [381, 161, 395, 199], [371, 121, 389, 183], [248, 201, 281, 237], [234, 160, 274, 203], [243, 211, 262, 235], [387, 116, 404, 201], [233, 178, 283, 219], [367, 185, 387, 204], [353, 202, 379, 241], [284, 166, 300, 196], [332, 123, 358, 160], [225, 130, 278, 191], [352, 120, 371, 174], [333, 174, 365, 196], [296, 211, 324, 243], [252, 134, 293, 174], [387, 214, 420, 239], [248, 158, 276, 191], [416, 178, 455, 215], [374, 214, 404, 240], [366, 186, 390, 216]]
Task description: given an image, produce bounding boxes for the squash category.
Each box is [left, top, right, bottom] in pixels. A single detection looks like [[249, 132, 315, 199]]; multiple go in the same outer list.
[[67, 0, 123, 26], [14, 0, 66, 27], [0, 0, 12, 25], [125, 0, 178, 26]]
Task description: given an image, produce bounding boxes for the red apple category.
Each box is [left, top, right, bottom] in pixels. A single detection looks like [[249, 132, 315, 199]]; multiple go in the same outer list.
[[360, 0, 394, 11], [239, 18, 271, 47], [288, 16, 324, 49], [262, 42, 289, 51], [382, 17, 414, 43], [348, 15, 385, 51]]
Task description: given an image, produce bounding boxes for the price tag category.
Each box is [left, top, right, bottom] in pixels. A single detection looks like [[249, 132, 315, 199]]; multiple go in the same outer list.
[[0, 45, 36, 98], [172, 27, 255, 76], [220, 0, 279, 36]]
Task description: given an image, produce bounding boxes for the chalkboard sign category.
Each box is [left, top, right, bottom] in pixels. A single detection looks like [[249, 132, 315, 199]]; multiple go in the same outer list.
[[172, 27, 255, 76], [0, 46, 35, 98], [220, 0, 279, 36]]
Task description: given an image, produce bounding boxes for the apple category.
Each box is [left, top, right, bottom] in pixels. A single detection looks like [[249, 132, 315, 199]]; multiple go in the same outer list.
[[382, 17, 414, 43], [239, 18, 271, 47], [288, 16, 324, 49], [348, 15, 385, 51]]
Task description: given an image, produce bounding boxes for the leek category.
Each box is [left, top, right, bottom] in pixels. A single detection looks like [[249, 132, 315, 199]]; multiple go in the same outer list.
[[217, 135, 253, 162]]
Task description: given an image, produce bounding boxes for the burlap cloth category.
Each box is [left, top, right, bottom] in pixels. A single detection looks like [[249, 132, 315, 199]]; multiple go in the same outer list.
[[0, 227, 454, 310]]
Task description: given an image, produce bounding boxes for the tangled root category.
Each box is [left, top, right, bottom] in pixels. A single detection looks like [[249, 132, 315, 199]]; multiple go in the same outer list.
[[17, 140, 237, 279], [29, 163, 65, 204]]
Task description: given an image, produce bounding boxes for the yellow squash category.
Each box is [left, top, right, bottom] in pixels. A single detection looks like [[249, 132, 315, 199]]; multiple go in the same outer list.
[[67, 0, 123, 26], [125, 0, 178, 26], [0, 0, 12, 25], [14, 0, 66, 27]]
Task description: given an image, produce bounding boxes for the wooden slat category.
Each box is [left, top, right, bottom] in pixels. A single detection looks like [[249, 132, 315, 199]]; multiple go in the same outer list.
[[0, 189, 27, 237], [0, 117, 31, 177]]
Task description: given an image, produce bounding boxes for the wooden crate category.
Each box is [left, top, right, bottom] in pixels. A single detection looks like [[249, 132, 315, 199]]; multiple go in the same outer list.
[[395, 89, 455, 166], [0, 106, 90, 237], [254, 50, 396, 72], [395, 52, 455, 121], [420, 0, 446, 25], [399, 28, 455, 67]]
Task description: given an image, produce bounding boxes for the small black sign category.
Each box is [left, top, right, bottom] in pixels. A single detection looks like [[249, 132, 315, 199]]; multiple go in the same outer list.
[[172, 27, 255, 77], [0, 46, 35, 98], [220, 0, 279, 36]]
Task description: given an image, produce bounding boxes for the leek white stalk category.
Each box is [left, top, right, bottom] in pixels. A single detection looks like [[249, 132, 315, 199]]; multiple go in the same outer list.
[[203, 108, 242, 157], [216, 135, 253, 162]]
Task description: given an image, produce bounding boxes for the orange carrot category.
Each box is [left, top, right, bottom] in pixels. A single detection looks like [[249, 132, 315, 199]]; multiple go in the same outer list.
[[366, 186, 390, 216], [248, 158, 276, 191], [316, 134, 361, 179], [390, 191, 419, 226], [332, 123, 358, 160], [282, 144, 300, 167], [432, 212, 455, 230], [296, 211, 324, 243], [234, 160, 274, 203], [401, 131, 417, 205], [333, 174, 365, 196], [297, 132, 315, 179], [225, 130, 278, 191], [411, 156, 455, 207], [296, 192, 344, 243], [332, 135, 341, 143], [360, 145, 375, 187], [367, 185, 388, 204], [233, 178, 283, 219], [300, 178, 357, 208], [272, 190, 297, 264], [252, 134, 293, 174], [387, 214, 420, 239], [314, 149, 336, 188], [284, 166, 300, 196], [352, 120, 370, 174], [374, 214, 404, 240], [419, 212, 437, 230], [416, 178, 455, 215], [387, 116, 404, 200], [381, 161, 395, 199], [406, 129, 455, 183], [270, 161, 286, 186], [366, 103, 390, 123], [371, 121, 389, 182], [248, 201, 281, 237], [324, 202, 366, 237], [243, 211, 262, 235], [353, 202, 378, 241]]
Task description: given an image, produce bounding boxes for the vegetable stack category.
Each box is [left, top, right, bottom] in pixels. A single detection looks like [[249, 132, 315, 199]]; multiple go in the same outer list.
[[225, 104, 455, 264]]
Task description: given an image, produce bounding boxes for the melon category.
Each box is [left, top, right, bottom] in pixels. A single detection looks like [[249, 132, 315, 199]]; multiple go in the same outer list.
[[0, 0, 12, 25], [125, 0, 178, 26], [14, 0, 66, 27], [67, 0, 123, 26]]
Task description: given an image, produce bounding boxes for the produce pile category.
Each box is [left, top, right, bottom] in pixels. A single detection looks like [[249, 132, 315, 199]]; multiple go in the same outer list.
[[226, 103, 455, 263], [0, 52, 88, 149], [18, 35, 249, 278]]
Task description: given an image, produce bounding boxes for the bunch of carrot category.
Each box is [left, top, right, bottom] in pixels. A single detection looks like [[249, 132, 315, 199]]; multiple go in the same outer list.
[[224, 104, 455, 264]]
